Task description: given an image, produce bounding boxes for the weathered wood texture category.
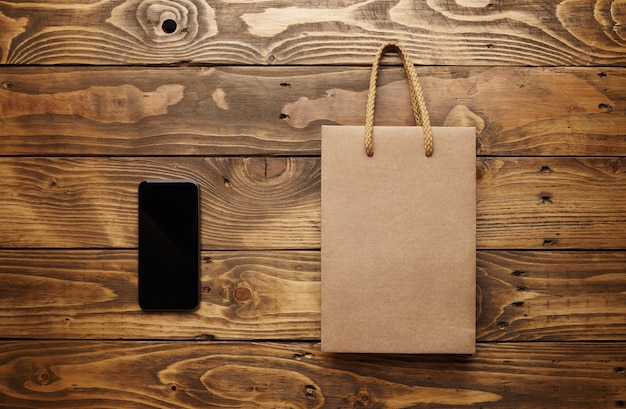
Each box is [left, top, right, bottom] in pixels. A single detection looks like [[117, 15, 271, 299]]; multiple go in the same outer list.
[[1, 250, 625, 341], [0, 157, 320, 250], [1, 0, 625, 66], [1, 341, 625, 409], [0, 250, 320, 341], [477, 251, 626, 341], [477, 157, 626, 249], [1, 157, 625, 250], [1, 66, 625, 156], [2, 1, 626, 407]]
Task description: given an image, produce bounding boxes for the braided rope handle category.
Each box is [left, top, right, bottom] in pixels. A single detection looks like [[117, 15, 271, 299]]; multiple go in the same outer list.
[[365, 42, 433, 157]]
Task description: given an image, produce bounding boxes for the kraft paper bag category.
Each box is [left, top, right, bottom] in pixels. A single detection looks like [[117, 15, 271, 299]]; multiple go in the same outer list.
[[321, 42, 476, 354]]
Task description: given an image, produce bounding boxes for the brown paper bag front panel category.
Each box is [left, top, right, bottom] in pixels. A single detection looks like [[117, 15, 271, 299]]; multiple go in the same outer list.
[[321, 126, 476, 353]]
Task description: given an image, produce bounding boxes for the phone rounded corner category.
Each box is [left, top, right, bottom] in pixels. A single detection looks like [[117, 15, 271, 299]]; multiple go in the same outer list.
[[138, 300, 152, 312]]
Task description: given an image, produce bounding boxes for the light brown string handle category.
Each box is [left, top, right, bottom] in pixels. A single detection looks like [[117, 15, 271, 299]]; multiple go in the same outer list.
[[365, 42, 433, 157]]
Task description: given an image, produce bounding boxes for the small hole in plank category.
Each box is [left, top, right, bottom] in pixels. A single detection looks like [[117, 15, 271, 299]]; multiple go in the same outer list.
[[540, 195, 553, 205], [599, 103, 613, 113], [162, 19, 177, 34]]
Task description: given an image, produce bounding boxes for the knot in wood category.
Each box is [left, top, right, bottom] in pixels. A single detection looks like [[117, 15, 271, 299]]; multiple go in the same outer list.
[[233, 286, 253, 303], [244, 157, 289, 183], [34, 367, 55, 385], [38, 370, 50, 384], [357, 390, 373, 406], [108, 0, 217, 49]]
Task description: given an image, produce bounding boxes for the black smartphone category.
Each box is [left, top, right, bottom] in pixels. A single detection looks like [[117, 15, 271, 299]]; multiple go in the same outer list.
[[138, 180, 200, 311]]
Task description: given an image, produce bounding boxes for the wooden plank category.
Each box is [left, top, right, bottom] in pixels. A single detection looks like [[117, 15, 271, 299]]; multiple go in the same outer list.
[[1, 66, 625, 156], [1, 157, 626, 250], [477, 157, 626, 249], [0, 340, 625, 408], [1, 249, 625, 341], [0, 250, 320, 340], [477, 250, 626, 341], [1, 0, 625, 66], [0, 157, 320, 249]]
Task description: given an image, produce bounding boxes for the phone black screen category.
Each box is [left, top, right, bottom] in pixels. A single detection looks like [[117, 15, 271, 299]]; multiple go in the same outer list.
[[138, 180, 200, 311]]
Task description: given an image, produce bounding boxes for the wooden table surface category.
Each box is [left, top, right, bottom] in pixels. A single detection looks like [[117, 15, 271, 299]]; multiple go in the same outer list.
[[1, 1, 626, 407]]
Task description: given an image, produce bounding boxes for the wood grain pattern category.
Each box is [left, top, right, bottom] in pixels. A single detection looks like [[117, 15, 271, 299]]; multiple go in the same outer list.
[[477, 251, 626, 341], [0, 157, 319, 249], [0, 250, 320, 340], [2, 0, 625, 406], [1, 66, 625, 156], [1, 157, 625, 250], [1, 341, 625, 408], [477, 157, 626, 249], [1, 249, 625, 341], [1, 83, 185, 123], [1, 0, 625, 66]]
